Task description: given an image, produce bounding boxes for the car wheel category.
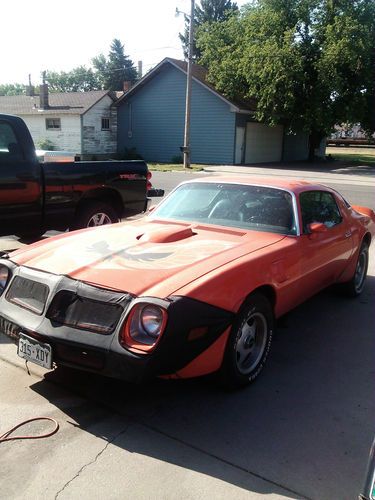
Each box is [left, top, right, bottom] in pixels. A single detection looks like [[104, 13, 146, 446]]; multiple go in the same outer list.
[[220, 292, 274, 389], [342, 242, 369, 297], [73, 202, 119, 230]]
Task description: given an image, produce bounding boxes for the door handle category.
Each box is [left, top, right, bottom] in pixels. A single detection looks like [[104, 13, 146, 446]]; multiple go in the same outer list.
[[345, 230, 352, 238]]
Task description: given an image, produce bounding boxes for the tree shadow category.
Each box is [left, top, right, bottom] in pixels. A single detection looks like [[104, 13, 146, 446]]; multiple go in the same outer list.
[[29, 277, 375, 500]]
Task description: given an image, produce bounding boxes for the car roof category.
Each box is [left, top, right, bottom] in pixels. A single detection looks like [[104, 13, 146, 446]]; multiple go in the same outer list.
[[182, 175, 332, 195]]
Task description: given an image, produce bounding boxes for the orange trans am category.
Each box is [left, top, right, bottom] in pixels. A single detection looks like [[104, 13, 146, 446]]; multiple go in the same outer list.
[[0, 177, 374, 388]]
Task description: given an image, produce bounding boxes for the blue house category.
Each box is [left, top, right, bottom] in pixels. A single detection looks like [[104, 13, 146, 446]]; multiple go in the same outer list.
[[115, 58, 313, 165]]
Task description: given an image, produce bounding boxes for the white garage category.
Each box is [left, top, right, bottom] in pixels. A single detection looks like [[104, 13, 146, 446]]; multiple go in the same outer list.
[[244, 123, 284, 163]]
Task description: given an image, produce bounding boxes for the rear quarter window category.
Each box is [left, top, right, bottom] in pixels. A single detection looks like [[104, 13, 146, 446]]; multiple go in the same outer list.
[[300, 190, 342, 232]]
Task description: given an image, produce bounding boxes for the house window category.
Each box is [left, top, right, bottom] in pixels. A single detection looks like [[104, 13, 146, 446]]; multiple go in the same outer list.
[[46, 118, 61, 130], [101, 118, 110, 130]]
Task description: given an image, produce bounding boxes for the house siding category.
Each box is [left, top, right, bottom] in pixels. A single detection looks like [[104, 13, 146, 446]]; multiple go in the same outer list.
[[117, 65, 236, 164], [82, 95, 117, 155], [22, 114, 82, 152]]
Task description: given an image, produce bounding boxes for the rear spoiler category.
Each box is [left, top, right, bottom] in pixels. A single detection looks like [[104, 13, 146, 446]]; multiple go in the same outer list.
[[352, 205, 375, 221]]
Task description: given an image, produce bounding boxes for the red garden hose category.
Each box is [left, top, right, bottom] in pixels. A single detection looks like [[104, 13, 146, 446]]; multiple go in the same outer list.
[[0, 417, 59, 443]]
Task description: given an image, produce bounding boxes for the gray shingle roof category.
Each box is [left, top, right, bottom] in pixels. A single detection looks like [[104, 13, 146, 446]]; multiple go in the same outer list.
[[0, 90, 112, 116]]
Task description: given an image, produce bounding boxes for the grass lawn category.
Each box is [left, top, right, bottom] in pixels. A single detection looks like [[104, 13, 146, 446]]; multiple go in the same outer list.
[[326, 146, 375, 165], [148, 163, 206, 172], [148, 147, 375, 170]]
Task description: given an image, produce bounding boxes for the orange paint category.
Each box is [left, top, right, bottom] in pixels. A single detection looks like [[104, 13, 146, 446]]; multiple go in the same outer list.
[[162, 327, 231, 379]]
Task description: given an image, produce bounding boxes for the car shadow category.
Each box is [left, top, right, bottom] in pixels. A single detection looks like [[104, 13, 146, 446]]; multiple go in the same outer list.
[[28, 276, 375, 500]]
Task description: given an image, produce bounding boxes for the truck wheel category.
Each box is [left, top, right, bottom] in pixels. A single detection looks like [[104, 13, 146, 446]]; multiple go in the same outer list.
[[220, 292, 274, 389], [73, 202, 119, 229]]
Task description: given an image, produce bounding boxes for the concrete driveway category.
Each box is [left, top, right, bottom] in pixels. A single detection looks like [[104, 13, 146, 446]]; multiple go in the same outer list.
[[0, 165, 374, 500], [1, 265, 374, 499]]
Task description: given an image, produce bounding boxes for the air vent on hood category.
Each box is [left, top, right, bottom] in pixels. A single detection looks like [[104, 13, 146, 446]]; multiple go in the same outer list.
[[137, 226, 197, 243]]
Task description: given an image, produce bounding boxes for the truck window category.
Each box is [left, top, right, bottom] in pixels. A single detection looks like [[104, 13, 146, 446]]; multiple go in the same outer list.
[[0, 121, 23, 161]]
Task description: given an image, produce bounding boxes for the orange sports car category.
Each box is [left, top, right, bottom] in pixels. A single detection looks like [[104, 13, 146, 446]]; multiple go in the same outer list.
[[0, 177, 374, 388]]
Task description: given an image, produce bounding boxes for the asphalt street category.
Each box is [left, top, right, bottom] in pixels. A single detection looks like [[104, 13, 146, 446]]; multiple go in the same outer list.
[[0, 164, 374, 499], [150, 165, 375, 209]]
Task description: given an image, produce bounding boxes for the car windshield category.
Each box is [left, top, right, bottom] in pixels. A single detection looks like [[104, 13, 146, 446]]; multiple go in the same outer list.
[[151, 182, 296, 235]]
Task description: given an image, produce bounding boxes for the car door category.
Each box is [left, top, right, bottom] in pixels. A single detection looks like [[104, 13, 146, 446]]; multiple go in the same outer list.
[[297, 190, 353, 295], [0, 119, 42, 236]]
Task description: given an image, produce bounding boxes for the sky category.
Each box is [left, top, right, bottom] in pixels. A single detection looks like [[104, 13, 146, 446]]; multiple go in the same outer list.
[[1, 0, 248, 86]]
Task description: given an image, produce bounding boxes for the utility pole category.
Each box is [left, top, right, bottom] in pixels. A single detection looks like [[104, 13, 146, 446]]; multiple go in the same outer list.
[[183, 0, 195, 169]]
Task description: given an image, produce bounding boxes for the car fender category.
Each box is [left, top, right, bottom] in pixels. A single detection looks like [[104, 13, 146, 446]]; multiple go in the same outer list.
[[173, 237, 301, 318]]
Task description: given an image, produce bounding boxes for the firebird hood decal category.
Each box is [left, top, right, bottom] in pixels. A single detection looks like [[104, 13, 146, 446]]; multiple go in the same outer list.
[[10, 220, 285, 296]]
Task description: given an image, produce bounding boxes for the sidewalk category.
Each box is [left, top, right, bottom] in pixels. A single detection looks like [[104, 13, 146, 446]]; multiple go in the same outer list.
[[203, 160, 375, 186]]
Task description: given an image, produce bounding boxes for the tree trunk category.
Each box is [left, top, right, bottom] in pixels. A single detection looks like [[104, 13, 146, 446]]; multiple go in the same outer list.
[[308, 130, 325, 161]]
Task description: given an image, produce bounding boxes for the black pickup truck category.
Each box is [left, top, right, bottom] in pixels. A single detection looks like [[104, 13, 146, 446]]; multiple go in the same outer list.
[[0, 114, 163, 238]]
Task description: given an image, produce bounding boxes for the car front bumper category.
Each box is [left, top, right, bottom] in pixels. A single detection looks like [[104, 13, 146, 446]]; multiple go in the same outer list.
[[0, 261, 233, 382]]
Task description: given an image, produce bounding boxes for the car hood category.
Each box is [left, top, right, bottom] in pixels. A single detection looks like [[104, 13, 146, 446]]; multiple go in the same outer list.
[[9, 219, 285, 298]]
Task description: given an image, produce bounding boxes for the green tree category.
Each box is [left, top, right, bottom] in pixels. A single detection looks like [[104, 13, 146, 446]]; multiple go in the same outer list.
[[179, 0, 238, 59], [44, 66, 101, 92], [197, 0, 375, 157], [0, 83, 25, 95], [92, 38, 138, 91]]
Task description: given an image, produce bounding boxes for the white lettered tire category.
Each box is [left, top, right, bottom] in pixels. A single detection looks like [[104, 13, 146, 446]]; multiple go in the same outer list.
[[220, 292, 274, 389]]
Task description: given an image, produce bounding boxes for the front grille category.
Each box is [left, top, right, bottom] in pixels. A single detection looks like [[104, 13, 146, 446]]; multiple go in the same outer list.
[[6, 277, 49, 315], [0, 315, 21, 342], [46, 290, 124, 335]]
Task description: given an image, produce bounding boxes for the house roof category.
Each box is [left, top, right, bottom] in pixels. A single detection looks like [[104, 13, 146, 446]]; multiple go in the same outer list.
[[0, 90, 114, 116], [114, 58, 256, 114]]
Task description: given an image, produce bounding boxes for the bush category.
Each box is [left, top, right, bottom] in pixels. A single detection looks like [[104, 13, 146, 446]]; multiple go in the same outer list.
[[171, 155, 183, 164], [36, 138, 55, 151], [116, 147, 143, 160]]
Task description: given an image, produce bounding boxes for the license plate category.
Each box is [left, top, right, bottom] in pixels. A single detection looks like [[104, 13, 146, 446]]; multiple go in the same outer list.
[[17, 333, 52, 369]]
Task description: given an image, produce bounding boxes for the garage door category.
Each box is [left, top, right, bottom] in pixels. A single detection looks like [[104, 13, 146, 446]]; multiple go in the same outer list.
[[245, 123, 283, 163]]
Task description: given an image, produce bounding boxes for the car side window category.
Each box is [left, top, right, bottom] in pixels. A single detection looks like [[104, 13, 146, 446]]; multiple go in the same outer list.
[[0, 121, 23, 162], [300, 191, 342, 232]]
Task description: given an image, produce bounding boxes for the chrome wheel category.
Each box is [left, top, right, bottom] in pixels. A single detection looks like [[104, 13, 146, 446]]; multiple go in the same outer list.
[[220, 293, 274, 389], [235, 311, 268, 375], [87, 212, 113, 227], [354, 246, 368, 294], [340, 242, 369, 297]]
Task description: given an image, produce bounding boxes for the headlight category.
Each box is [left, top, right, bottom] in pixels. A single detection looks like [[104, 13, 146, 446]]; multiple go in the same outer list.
[[120, 303, 167, 353], [140, 305, 164, 337], [0, 265, 10, 295]]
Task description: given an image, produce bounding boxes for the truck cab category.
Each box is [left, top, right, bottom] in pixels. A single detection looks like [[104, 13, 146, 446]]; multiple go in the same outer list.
[[0, 114, 162, 238]]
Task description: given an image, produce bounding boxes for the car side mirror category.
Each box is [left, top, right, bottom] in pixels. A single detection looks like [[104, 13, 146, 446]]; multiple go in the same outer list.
[[308, 222, 327, 234]]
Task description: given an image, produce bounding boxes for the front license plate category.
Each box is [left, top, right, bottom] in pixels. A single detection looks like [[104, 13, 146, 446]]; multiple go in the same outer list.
[[17, 333, 52, 369]]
